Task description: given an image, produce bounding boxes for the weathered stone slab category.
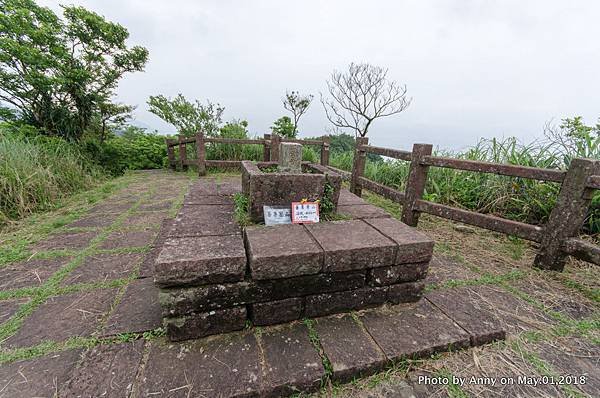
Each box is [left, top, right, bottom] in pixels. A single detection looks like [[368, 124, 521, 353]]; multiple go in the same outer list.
[[386, 281, 425, 304], [137, 200, 172, 211], [61, 340, 144, 397], [0, 349, 82, 397], [363, 218, 434, 264], [154, 235, 246, 287], [368, 262, 429, 286], [304, 287, 388, 317], [124, 211, 170, 228], [532, 337, 600, 397], [306, 220, 396, 272], [0, 256, 71, 290], [61, 253, 142, 285], [314, 314, 386, 382], [140, 332, 262, 397], [34, 230, 99, 251], [170, 204, 240, 237], [424, 255, 480, 287], [451, 285, 557, 336], [187, 179, 219, 196], [138, 218, 173, 278], [0, 298, 28, 324], [4, 288, 118, 348], [99, 230, 157, 249], [360, 300, 471, 361], [217, 178, 242, 195], [245, 224, 323, 279], [184, 194, 234, 205], [250, 297, 303, 326], [160, 271, 365, 316], [87, 200, 134, 214], [260, 322, 324, 396], [337, 204, 391, 220], [279, 142, 302, 172], [337, 189, 368, 205], [164, 306, 247, 341], [102, 278, 162, 336], [426, 287, 506, 346], [67, 212, 119, 228]]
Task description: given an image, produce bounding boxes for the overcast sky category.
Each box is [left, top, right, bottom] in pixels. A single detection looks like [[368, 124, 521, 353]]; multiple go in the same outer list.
[[39, 0, 600, 150]]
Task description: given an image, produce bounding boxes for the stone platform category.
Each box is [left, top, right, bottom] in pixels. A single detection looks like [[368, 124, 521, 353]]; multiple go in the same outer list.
[[155, 178, 434, 341]]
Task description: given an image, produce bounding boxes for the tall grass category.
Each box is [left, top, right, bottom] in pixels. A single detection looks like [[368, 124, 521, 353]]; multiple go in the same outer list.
[[0, 133, 105, 225], [331, 137, 599, 234]]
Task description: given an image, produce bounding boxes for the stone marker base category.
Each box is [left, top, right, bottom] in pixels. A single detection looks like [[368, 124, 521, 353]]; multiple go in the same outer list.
[[155, 178, 435, 341]]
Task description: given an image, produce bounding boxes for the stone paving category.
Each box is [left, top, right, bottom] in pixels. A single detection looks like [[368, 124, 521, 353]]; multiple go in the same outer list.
[[0, 170, 597, 397]]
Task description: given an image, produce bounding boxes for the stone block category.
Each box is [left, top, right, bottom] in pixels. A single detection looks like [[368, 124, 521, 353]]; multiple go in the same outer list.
[[279, 142, 302, 173], [314, 315, 386, 382], [34, 231, 99, 251], [140, 332, 263, 396], [159, 271, 365, 316], [386, 281, 425, 304], [337, 204, 391, 220], [102, 278, 162, 336], [164, 306, 247, 341], [170, 204, 240, 237], [338, 189, 367, 205], [306, 220, 396, 272], [364, 218, 434, 264], [99, 230, 157, 249], [260, 322, 324, 396], [360, 300, 471, 361], [0, 349, 82, 397], [250, 298, 303, 326], [368, 262, 429, 286], [61, 253, 142, 285], [304, 287, 388, 318], [154, 235, 246, 287], [426, 288, 506, 346], [61, 340, 144, 397], [0, 257, 71, 291], [245, 224, 323, 279]]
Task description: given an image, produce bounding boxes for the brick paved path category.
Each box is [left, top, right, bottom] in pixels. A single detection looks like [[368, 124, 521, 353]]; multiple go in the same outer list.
[[0, 171, 597, 398]]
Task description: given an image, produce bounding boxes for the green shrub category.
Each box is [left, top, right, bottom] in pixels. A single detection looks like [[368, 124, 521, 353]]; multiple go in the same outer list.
[[0, 125, 105, 224], [82, 129, 167, 175]]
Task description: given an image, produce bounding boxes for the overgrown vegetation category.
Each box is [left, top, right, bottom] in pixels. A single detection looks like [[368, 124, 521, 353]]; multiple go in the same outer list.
[[233, 192, 251, 227], [330, 119, 600, 235]]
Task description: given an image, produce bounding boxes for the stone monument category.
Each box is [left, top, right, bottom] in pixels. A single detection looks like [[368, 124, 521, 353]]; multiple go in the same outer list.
[[278, 142, 302, 173]]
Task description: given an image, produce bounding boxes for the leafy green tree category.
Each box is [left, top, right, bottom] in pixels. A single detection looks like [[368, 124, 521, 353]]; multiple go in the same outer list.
[[147, 94, 224, 137], [0, 0, 148, 140], [219, 120, 249, 139], [283, 90, 313, 135], [271, 116, 295, 138]]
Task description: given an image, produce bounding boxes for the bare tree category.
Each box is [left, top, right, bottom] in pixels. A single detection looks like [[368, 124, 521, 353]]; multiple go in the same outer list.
[[283, 90, 313, 135], [321, 63, 411, 137]]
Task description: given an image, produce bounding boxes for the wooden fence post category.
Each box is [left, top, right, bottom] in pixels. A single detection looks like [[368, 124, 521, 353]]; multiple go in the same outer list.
[[263, 133, 271, 161], [178, 135, 188, 171], [321, 135, 330, 166], [271, 134, 281, 162], [401, 143, 433, 227], [350, 137, 369, 196], [533, 158, 600, 271], [166, 139, 176, 170], [196, 132, 206, 176]]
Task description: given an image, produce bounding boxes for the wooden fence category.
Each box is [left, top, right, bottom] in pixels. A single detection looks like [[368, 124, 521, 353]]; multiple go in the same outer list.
[[165, 133, 330, 176], [165, 133, 599, 271], [349, 138, 600, 272]]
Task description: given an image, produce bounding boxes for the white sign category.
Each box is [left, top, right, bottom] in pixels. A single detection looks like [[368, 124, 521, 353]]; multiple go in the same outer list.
[[263, 205, 291, 226], [291, 202, 320, 224]]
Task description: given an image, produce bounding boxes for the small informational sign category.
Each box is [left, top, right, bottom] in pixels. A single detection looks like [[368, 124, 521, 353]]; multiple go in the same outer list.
[[291, 202, 320, 224], [263, 205, 292, 226]]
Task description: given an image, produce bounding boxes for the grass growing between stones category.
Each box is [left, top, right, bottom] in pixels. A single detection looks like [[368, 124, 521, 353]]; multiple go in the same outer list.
[[0, 171, 191, 365], [233, 192, 252, 227]]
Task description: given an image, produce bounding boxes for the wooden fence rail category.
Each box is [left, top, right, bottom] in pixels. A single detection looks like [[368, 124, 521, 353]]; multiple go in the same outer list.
[[165, 133, 330, 175], [166, 133, 599, 272], [350, 142, 600, 272]]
